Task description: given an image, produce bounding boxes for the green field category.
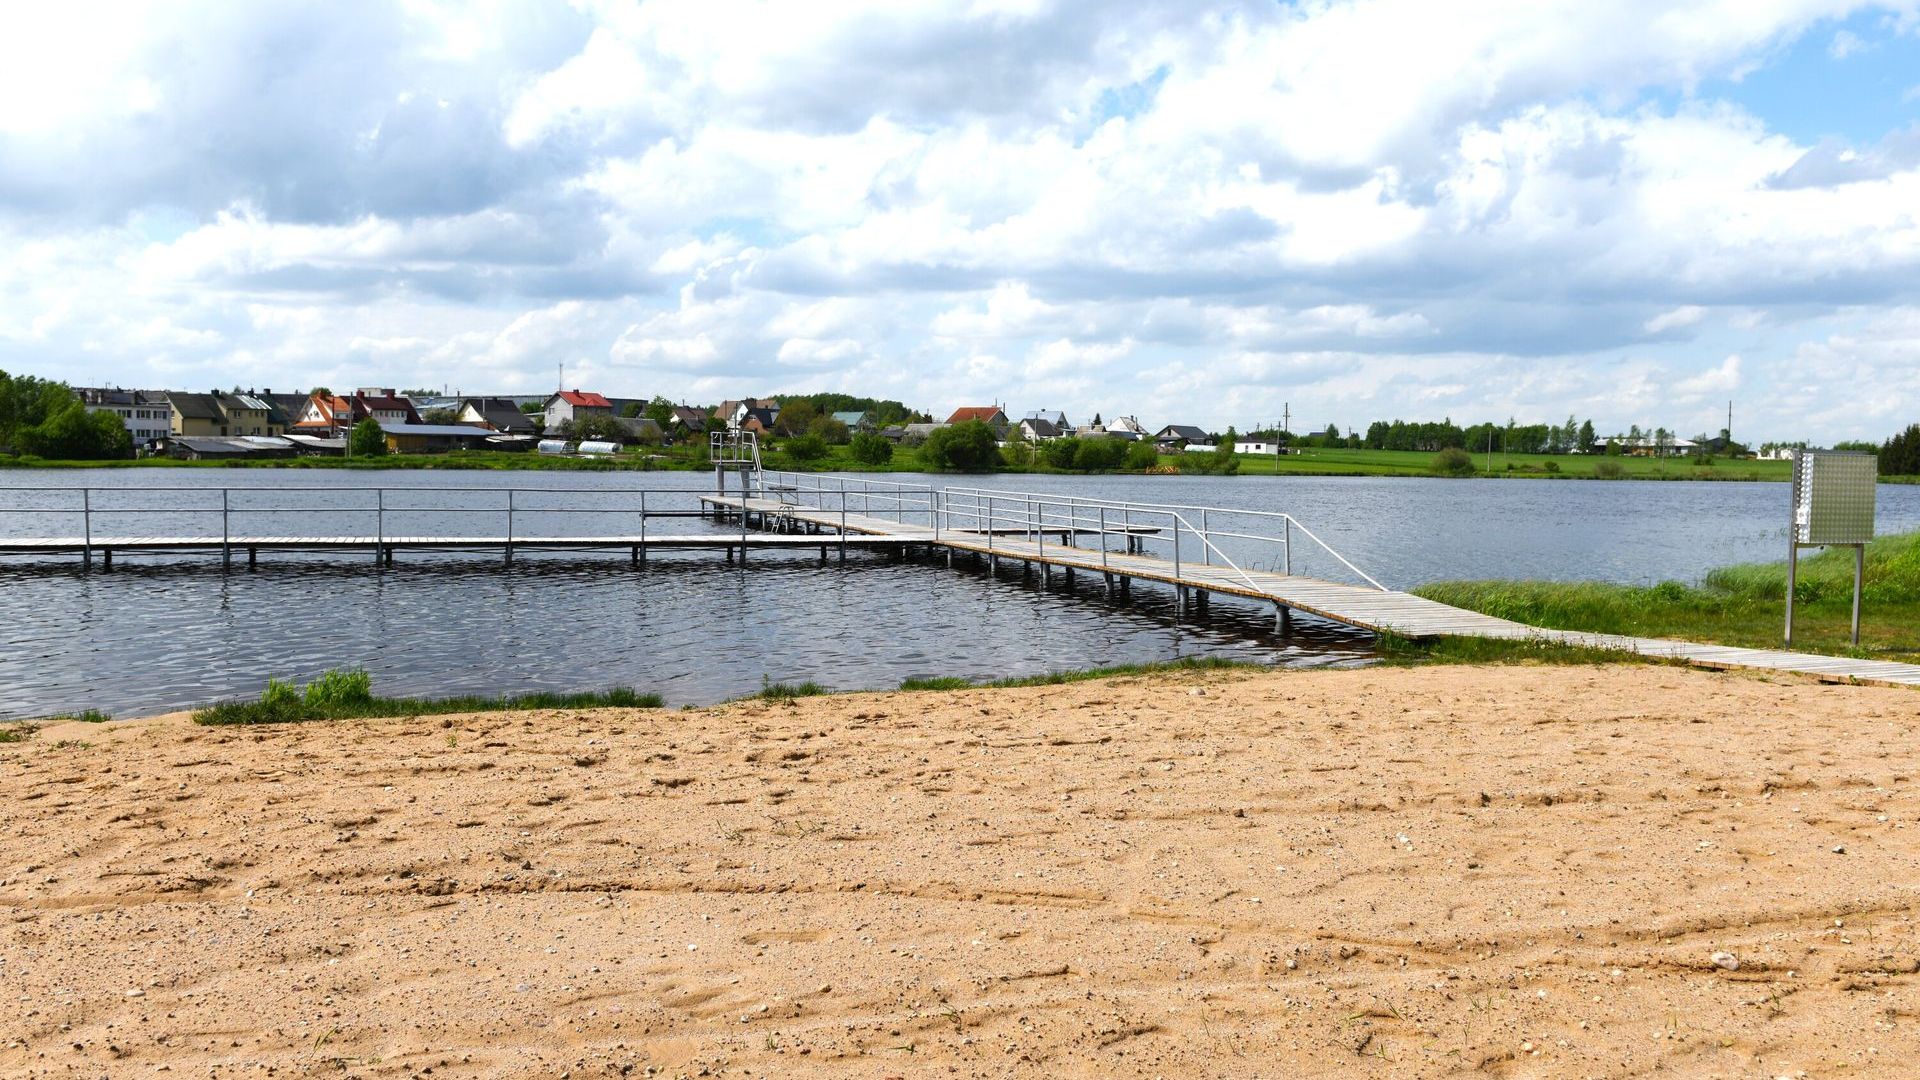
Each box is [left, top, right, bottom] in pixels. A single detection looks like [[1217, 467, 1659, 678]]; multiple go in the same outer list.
[[1225, 446, 1794, 481], [1415, 531, 1920, 664]]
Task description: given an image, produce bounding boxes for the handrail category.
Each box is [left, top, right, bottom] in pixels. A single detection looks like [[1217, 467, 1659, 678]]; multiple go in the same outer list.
[[936, 484, 1387, 592]]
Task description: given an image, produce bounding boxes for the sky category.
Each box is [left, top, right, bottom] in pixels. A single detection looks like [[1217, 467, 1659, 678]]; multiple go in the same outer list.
[[2, 1, 1918, 444]]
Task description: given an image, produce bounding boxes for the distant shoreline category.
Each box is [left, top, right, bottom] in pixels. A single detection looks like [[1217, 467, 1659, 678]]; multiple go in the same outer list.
[[2, 447, 1894, 481]]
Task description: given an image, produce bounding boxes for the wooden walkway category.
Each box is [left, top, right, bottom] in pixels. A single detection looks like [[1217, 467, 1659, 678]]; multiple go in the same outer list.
[[0, 533, 924, 565], [706, 495, 1920, 690]]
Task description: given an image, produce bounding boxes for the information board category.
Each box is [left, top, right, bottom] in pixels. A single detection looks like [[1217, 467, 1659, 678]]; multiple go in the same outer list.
[[1791, 450, 1876, 545]]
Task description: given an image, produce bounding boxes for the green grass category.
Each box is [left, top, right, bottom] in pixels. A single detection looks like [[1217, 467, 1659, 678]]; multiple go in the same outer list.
[[0, 725, 32, 743], [899, 656, 1266, 692], [21, 708, 113, 723], [756, 679, 830, 701], [1376, 633, 1677, 668], [1414, 530, 1920, 663], [194, 668, 663, 725]]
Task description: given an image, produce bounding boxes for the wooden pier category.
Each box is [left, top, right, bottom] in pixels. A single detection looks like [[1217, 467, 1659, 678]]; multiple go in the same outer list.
[[709, 485, 1920, 690], [5, 474, 1915, 690]]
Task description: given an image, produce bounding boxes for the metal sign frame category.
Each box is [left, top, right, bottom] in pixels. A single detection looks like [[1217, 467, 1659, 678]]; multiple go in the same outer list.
[[1786, 449, 1876, 646]]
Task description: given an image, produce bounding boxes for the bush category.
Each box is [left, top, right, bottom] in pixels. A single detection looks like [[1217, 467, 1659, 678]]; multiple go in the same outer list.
[[783, 433, 829, 461], [1542, 460, 1560, 474], [1430, 447, 1476, 476], [920, 420, 1000, 471], [1594, 460, 1626, 480], [1042, 437, 1080, 469], [348, 417, 387, 457], [848, 432, 893, 465], [1125, 441, 1162, 470], [1072, 437, 1129, 471]]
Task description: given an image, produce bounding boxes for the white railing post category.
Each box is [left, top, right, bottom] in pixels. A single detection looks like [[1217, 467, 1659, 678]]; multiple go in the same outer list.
[[1171, 511, 1181, 583], [1283, 517, 1291, 576], [81, 489, 93, 570], [1200, 508, 1210, 565], [222, 489, 231, 568], [1099, 505, 1108, 574], [375, 488, 384, 566]]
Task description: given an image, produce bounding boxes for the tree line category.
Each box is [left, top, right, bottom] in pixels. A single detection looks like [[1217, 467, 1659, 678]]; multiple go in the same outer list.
[[1360, 416, 1597, 454], [0, 371, 132, 460], [1881, 424, 1920, 477]]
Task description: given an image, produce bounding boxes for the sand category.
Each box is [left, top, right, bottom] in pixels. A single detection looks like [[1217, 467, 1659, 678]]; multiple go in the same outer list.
[[2, 664, 1919, 1078]]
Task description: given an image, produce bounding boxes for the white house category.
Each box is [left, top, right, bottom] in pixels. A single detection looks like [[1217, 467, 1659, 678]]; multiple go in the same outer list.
[[544, 389, 614, 431], [77, 388, 172, 449], [1233, 439, 1283, 456]]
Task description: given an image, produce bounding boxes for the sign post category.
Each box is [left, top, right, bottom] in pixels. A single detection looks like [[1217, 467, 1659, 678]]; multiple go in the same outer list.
[[1786, 450, 1875, 646]]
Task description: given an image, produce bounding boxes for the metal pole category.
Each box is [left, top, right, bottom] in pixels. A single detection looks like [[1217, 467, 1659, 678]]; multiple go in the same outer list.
[[505, 489, 514, 567], [222, 489, 231, 568], [1852, 543, 1864, 647], [1283, 518, 1291, 576], [1784, 542, 1797, 646], [82, 489, 92, 571], [376, 489, 385, 567], [840, 492, 847, 564], [1201, 508, 1210, 565], [987, 496, 995, 554], [1172, 511, 1182, 608], [1099, 505, 1108, 575]]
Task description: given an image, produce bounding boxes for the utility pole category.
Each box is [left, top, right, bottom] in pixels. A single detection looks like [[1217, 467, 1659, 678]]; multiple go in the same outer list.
[[1282, 403, 1290, 437]]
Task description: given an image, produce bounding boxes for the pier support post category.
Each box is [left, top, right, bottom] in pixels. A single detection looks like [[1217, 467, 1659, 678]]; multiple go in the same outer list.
[[1195, 590, 1209, 614], [1275, 604, 1292, 635], [1065, 566, 1075, 587], [504, 544, 513, 568], [248, 547, 257, 568], [102, 549, 113, 570], [726, 546, 734, 564]]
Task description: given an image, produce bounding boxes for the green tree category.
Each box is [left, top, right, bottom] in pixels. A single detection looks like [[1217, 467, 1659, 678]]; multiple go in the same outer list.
[[520, 401, 544, 413], [619, 401, 643, 418], [1578, 419, 1596, 453], [348, 417, 387, 457], [421, 407, 460, 425], [849, 432, 893, 465], [920, 420, 1000, 471], [15, 398, 132, 459], [1073, 437, 1129, 471], [1430, 447, 1476, 476], [783, 432, 830, 461], [643, 396, 675, 426], [559, 413, 628, 442], [1042, 437, 1081, 470], [774, 398, 821, 436], [1125, 440, 1161, 470]]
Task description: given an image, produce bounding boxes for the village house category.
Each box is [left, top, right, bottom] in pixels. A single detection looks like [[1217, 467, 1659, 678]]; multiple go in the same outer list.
[[78, 388, 172, 449], [1018, 417, 1064, 442], [1155, 424, 1212, 449], [1233, 438, 1284, 456], [353, 389, 422, 427], [713, 399, 780, 431], [381, 424, 496, 454], [1024, 409, 1070, 431], [946, 406, 1010, 437], [166, 391, 284, 438], [544, 390, 614, 432], [456, 397, 538, 435], [830, 410, 875, 434], [667, 406, 709, 439], [293, 393, 355, 436]]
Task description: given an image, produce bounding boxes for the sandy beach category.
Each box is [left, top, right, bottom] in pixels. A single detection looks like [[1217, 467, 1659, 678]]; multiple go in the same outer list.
[[3, 664, 1919, 1078]]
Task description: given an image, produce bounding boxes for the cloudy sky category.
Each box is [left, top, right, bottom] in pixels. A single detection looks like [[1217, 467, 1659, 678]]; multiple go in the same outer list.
[[3, 0, 1918, 442]]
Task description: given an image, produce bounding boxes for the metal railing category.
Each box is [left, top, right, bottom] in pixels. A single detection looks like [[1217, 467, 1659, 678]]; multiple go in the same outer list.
[[758, 472, 939, 529], [935, 486, 1386, 592], [0, 485, 767, 565]]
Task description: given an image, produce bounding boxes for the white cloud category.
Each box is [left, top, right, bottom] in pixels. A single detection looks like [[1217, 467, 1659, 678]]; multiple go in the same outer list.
[[5, 1, 1920, 445], [1644, 305, 1708, 333]]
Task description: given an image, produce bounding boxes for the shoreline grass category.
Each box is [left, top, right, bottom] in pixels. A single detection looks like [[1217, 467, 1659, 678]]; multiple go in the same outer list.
[[1413, 530, 1920, 663], [1375, 633, 1678, 668], [193, 668, 663, 725], [899, 656, 1269, 692]]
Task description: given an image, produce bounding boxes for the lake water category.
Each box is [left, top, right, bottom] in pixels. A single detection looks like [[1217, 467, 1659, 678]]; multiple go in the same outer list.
[[2, 469, 1916, 720]]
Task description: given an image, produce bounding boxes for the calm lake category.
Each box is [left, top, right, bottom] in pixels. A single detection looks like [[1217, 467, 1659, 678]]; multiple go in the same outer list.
[[3, 469, 1916, 720]]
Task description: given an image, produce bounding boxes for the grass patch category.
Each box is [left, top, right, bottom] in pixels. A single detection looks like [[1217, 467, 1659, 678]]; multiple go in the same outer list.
[[20, 708, 113, 724], [1413, 530, 1920, 663], [1376, 633, 1672, 668], [900, 656, 1266, 692], [898, 676, 974, 691], [195, 668, 662, 725], [757, 679, 830, 701], [0, 725, 33, 743]]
